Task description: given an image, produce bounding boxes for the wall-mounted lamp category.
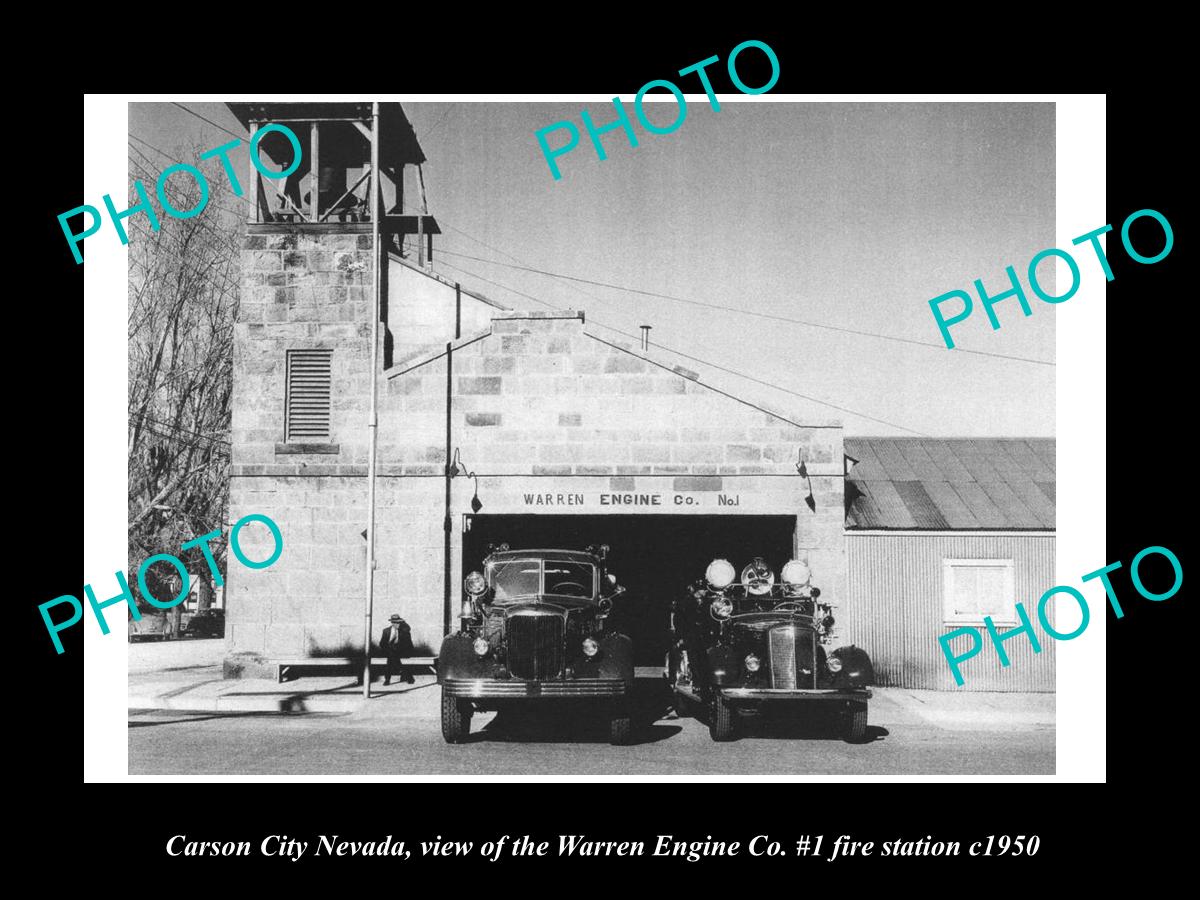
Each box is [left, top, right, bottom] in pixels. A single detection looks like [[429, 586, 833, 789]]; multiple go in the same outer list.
[[796, 449, 816, 513], [450, 448, 483, 513]]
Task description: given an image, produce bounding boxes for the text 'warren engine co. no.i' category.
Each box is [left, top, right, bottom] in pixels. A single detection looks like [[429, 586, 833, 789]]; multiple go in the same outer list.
[[534, 40, 780, 180]]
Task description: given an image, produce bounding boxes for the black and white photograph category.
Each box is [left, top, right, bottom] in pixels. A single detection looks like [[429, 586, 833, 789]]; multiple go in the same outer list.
[[119, 98, 1061, 775]]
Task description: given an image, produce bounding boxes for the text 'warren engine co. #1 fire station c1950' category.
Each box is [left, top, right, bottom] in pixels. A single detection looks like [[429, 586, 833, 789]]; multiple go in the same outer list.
[[220, 101, 1057, 741]]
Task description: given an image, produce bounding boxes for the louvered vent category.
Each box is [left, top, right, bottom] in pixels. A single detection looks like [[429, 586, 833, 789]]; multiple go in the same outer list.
[[285, 350, 332, 442]]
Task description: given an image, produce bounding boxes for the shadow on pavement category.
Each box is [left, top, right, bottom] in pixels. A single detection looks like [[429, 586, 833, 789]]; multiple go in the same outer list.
[[739, 712, 891, 743], [128, 710, 346, 728], [669, 692, 892, 743], [475, 710, 682, 746], [221, 679, 364, 698], [366, 681, 436, 695]]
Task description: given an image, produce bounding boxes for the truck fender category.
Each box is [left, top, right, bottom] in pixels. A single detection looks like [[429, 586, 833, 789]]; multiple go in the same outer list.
[[597, 632, 634, 685], [830, 644, 875, 686], [437, 633, 488, 682], [706, 645, 740, 687]]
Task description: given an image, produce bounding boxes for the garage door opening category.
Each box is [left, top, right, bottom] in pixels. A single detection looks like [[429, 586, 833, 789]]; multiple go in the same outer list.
[[464, 514, 797, 666]]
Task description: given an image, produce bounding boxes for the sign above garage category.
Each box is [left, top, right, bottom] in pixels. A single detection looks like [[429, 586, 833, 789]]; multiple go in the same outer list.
[[523, 491, 743, 508]]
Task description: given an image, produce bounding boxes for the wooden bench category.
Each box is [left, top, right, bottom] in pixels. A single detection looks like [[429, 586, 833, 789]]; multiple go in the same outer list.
[[275, 657, 437, 684]]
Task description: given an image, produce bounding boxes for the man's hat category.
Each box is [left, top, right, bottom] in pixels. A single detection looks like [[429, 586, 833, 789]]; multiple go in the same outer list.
[[388, 614, 402, 623]]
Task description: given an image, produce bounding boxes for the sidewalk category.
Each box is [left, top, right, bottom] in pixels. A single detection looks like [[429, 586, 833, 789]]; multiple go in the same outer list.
[[129, 673, 441, 715], [129, 672, 1054, 730], [877, 687, 1055, 731]]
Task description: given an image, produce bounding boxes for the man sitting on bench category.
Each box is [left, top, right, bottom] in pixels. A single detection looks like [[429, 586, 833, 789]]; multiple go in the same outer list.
[[381, 613, 415, 686]]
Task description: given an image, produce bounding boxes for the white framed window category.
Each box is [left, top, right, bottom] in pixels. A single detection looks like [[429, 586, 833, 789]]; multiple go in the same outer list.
[[943, 558, 1016, 625]]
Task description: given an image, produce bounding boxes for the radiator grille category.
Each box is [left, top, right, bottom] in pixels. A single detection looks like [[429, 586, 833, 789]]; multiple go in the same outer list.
[[768, 626, 798, 689], [506, 614, 563, 680]]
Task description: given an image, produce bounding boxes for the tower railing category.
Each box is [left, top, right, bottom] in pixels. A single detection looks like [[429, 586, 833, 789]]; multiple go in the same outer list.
[[244, 117, 376, 225]]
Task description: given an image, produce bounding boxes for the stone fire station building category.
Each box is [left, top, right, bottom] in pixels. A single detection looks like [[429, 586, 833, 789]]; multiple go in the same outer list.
[[224, 102, 1054, 691]]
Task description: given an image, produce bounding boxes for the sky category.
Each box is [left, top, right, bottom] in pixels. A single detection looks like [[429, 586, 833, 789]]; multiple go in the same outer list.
[[130, 100, 1056, 437]]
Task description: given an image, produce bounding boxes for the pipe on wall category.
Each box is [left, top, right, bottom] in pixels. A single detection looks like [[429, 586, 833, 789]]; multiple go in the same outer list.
[[443, 340, 453, 637], [362, 102, 382, 698]]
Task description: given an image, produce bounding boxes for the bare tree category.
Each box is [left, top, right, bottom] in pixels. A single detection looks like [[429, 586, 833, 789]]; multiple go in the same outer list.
[[127, 141, 241, 627]]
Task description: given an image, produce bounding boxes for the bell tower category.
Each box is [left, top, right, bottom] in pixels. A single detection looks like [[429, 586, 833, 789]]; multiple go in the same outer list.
[[223, 102, 439, 676], [228, 102, 440, 266]]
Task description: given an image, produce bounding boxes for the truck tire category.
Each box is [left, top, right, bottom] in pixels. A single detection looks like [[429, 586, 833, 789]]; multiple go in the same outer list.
[[843, 701, 868, 743], [440, 690, 471, 744], [709, 693, 737, 742]]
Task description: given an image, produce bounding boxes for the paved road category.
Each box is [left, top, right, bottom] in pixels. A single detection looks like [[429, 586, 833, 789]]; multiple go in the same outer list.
[[129, 685, 1053, 775]]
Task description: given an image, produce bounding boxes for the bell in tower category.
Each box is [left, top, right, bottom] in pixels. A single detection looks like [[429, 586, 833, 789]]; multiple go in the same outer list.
[[228, 101, 440, 263]]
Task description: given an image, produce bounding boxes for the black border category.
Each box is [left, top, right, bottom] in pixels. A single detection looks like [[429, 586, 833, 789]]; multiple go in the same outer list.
[[48, 30, 1183, 881]]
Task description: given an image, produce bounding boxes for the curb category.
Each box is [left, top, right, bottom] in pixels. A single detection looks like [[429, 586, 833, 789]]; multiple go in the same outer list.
[[127, 678, 440, 715], [908, 711, 1055, 732], [873, 688, 1055, 730], [129, 682, 1055, 728], [129, 693, 364, 714]]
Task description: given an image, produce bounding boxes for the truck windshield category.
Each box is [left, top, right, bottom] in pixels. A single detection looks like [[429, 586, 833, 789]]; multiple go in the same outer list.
[[490, 560, 541, 601], [488, 559, 595, 600], [543, 561, 594, 598]]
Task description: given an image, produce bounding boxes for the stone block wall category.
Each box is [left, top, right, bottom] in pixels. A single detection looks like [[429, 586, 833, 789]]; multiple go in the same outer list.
[[232, 230, 376, 467], [228, 229, 375, 665], [228, 251, 847, 667], [389, 259, 508, 365], [373, 312, 846, 652]]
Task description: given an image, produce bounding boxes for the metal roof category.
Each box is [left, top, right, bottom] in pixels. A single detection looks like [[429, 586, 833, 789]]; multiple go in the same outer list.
[[845, 438, 1055, 531], [226, 102, 426, 166]]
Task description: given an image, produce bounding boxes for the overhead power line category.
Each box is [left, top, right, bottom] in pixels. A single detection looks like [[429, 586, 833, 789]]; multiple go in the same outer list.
[[422, 105, 456, 139], [171, 102, 244, 141], [435, 257, 928, 436], [433, 248, 1054, 367], [127, 138, 249, 222], [435, 224, 933, 435], [442, 222, 528, 267]]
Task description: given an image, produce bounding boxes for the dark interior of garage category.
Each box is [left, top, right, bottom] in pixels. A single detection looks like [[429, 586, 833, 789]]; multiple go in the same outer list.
[[463, 514, 797, 666]]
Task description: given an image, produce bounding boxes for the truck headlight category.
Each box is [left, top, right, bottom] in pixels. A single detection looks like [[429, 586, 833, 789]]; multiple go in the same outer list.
[[472, 637, 490, 657], [464, 571, 487, 596], [744, 653, 761, 673], [582, 637, 599, 657], [781, 559, 811, 586], [705, 559, 736, 589], [827, 656, 843, 673], [710, 597, 733, 619]]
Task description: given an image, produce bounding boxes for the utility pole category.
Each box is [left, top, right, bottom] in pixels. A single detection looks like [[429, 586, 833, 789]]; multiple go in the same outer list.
[[362, 101, 381, 698]]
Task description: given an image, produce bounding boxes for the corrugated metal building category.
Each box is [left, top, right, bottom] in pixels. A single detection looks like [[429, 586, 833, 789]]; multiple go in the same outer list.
[[842, 438, 1055, 691]]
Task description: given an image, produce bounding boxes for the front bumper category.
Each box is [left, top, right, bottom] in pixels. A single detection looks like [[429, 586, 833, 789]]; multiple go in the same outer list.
[[442, 678, 628, 698], [720, 687, 872, 704]]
